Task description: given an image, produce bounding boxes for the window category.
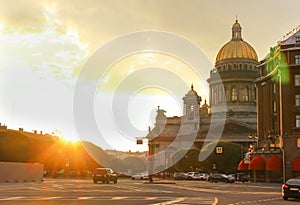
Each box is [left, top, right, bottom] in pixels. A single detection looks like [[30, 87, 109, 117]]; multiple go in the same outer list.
[[296, 55, 300, 65], [273, 83, 276, 94], [295, 75, 300, 86], [296, 36, 300, 43], [242, 86, 249, 102], [296, 115, 300, 128], [296, 95, 300, 107], [298, 138, 300, 148], [244, 64, 247, 70], [231, 86, 238, 102], [188, 104, 194, 120]]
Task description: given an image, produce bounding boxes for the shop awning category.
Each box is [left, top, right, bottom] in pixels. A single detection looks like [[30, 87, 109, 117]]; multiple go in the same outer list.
[[249, 156, 265, 171], [238, 160, 249, 171], [292, 157, 300, 171], [266, 156, 282, 171]]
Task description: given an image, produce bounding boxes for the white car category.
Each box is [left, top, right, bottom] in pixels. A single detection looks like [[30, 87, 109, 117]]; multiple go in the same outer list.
[[186, 172, 201, 180], [131, 173, 149, 180]]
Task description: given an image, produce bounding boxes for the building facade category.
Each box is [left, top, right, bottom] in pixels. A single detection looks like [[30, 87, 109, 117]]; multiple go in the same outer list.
[[254, 26, 300, 181], [146, 20, 259, 174]]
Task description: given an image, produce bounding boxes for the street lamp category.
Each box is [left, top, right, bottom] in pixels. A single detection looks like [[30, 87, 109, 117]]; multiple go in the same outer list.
[[248, 133, 258, 151], [267, 130, 279, 149], [136, 126, 154, 183]]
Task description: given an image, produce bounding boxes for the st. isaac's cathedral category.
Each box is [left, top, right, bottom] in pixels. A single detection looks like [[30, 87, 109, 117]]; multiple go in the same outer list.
[[146, 20, 259, 170]]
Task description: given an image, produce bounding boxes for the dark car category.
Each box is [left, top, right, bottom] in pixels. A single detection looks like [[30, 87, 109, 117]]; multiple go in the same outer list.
[[282, 178, 300, 200], [236, 173, 250, 182], [173, 172, 187, 180], [208, 174, 229, 183], [92, 168, 118, 184]]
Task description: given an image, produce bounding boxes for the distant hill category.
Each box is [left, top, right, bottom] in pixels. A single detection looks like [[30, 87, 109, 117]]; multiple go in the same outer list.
[[0, 129, 147, 174]]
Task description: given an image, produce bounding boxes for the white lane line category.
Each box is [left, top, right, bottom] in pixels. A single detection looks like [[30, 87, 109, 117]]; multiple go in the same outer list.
[[41, 197, 61, 200], [145, 197, 158, 200], [150, 197, 186, 205], [78, 197, 94, 200], [0, 197, 24, 200], [228, 197, 282, 205], [111, 197, 127, 200]]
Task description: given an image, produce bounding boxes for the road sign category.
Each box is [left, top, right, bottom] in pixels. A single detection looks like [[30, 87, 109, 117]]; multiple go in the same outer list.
[[216, 146, 223, 154], [244, 157, 250, 164]]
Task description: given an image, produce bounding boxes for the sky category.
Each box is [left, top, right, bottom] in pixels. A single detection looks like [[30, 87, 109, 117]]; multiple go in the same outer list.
[[0, 0, 299, 152]]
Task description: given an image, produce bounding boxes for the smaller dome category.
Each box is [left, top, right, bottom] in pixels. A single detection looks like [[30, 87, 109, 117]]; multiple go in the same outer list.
[[202, 99, 209, 108], [187, 84, 198, 95]]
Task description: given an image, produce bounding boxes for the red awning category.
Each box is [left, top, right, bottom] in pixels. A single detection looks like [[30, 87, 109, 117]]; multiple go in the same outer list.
[[266, 156, 282, 171], [238, 160, 248, 171], [249, 156, 265, 171], [292, 157, 300, 171]]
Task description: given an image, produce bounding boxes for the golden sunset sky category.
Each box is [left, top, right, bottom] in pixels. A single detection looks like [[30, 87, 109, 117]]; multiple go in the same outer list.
[[0, 0, 299, 151]]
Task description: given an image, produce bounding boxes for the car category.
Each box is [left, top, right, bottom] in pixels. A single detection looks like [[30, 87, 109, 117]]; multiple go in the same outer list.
[[92, 168, 118, 184], [173, 172, 187, 180], [227, 174, 236, 183], [199, 173, 209, 180], [186, 172, 201, 180], [131, 173, 149, 180], [208, 174, 229, 183], [236, 173, 250, 182], [282, 178, 300, 200]]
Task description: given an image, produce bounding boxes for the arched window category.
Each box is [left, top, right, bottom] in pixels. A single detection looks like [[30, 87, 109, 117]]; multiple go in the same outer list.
[[242, 86, 249, 102], [188, 104, 194, 120], [244, 64, 247, 70], [228, 64, 232, 70], [231, 86, 238, 102]]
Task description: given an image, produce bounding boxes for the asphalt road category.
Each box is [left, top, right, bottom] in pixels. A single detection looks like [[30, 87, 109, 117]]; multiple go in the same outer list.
[[0, 178, 299, 205]]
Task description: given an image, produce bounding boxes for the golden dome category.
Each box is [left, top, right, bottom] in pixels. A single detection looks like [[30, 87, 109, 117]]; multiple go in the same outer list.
[[201, 99, 209, 108], [187, 84, 198, 95], [216, 20, 258, 63]]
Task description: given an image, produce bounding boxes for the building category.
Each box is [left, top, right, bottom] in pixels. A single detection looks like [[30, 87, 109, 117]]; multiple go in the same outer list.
[[146, 20, 259, 174], [254, 26, 300, 182], [209, 20, 258, 117]]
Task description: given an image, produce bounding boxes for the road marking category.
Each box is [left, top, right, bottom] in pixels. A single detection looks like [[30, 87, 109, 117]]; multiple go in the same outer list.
[[150, 197, 186, 205], [112, 196, 127, 200], [228, 197, 282, 205], [0, 197, 24, 200], [41, 197, 61, 200], [213, 197, 219, 205], [146, 197, 158, 200], [78, 197, 94, 200]]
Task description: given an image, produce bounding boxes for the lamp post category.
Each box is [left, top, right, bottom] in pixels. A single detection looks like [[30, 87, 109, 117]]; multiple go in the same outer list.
[[267, 130, 279, 149], [248, 133, 258, 151], [136, 126, 154, 183]]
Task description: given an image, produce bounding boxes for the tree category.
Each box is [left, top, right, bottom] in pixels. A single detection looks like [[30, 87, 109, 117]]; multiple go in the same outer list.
[[200, 141, 246, 174], [171, 148, 201, 172]]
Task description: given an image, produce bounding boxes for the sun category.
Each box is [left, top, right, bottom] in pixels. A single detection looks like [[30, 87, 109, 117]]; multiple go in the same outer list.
[[61, 135, 79, 142], [52, 130, 79, 142]]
